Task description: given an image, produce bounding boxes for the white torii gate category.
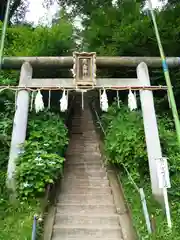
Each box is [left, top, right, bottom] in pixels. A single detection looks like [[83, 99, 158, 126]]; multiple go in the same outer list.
[[7, 52, 164, 203]]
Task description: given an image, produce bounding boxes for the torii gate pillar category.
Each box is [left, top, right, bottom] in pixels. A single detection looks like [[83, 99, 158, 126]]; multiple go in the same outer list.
[[7, 62, 32, 192], [137, 62, 163, 203]]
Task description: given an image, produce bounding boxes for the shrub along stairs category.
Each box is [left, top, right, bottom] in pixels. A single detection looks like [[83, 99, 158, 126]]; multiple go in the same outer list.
[[48, 94, 135, 240]]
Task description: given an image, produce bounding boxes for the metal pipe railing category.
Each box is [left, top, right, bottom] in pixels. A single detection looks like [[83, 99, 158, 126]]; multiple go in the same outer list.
[[31, 215, 37, 240], [91, 101, 106, 136]]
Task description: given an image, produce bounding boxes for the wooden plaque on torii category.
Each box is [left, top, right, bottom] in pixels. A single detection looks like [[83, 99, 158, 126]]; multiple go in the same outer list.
[[72, 52, 96, 87]]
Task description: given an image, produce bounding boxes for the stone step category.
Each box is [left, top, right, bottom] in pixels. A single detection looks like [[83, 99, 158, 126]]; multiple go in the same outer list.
[[66, 149, 99, 154], [63, 170, 107, 178], [51, 107, 124, 240], [60, 178, 110, 187], [60, 186, 112, 194], [52, 234, 122, 240], [62, 176, 108, 181], [83, 143, 99, 147], [67, 144, 99, 149], [64, 162, 103, 167], [56, 204, 116, 215], [65, 161, 103, 165], [66, 150, 99, 155], [55, 214, 119, 227], [57, 193, 114, 205], [52, 227, 122, 240], [65, 163, 103, 168], [64, 170, 106, 176], [65, 154, 101, 161], [54, 224, 120, 230], [66, 153, 101, 158], [64, 167, 105, 173], [70, 132, 82, 134]]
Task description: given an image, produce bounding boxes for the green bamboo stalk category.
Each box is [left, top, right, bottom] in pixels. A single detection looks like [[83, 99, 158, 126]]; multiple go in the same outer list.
[[148, 0, 180, 145], [0, 0, 11, 69]]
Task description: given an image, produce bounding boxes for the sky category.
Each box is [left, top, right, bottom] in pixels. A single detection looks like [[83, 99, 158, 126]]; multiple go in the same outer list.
[[25, 0, 59, 25], [25, 0, 162, 25]]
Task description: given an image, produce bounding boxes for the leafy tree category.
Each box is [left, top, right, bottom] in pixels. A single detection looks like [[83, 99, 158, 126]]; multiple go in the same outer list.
[[81, 0, 180, 112], [0, 0, 29, 22]]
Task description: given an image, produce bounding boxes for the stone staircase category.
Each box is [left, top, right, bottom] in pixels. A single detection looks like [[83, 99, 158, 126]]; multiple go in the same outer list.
[[51, 95, 124, 240]]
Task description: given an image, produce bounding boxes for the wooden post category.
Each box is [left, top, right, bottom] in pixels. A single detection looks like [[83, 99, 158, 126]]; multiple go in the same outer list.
[[137, 62, 163, 203], [7, 62, 32, 192]]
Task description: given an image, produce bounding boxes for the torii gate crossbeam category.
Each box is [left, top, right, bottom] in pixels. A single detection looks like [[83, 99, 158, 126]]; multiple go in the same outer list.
[[1, 56, 180, 69]]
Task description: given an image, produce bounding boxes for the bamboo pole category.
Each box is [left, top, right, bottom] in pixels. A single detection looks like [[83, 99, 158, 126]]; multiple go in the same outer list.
[[148, 0, 180, 145], [0, 0, 11, 69], [1, 56, 180, 69]]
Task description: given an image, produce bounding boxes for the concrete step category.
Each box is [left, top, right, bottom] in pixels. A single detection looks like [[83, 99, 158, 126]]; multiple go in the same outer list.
[[52, 234, 122, 240], [57, 193, 114, 205], [68, 145, 99, 150], [62, 176, 108, 181], [66, 151, 101, 156], [56, 204, 116, 215], [54, 224, 120, 230], [55, 214, 120, 227], [65, 163, 103, 168], [60, 178, 110, 187], [64, 163, 103, 168], [66, 151, 100, 156], [52, 227, 122, 240], [51, 107, 125, 240], [65, 155, 102, 163], [63, 170, 107, 178], [63, 170, 107, 177], [64, 168, 105, 174], [59, 186, 111, 194], [64, 162, 103, 169], [66, 152, 101, 157], [65, 158, 102, 165]]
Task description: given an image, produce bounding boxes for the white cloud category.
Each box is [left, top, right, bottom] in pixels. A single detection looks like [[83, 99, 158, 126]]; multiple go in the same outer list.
[[149, 0, 166, 8], [26, 0, 162, 25], [25, 0, 59, 25], [151, 0, 161, 8]]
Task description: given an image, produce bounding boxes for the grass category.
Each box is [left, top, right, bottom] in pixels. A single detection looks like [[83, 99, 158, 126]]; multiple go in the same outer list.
[[119, 173, 180, 240], [0, 202, 40, 240], [0, 171, 41, 240]]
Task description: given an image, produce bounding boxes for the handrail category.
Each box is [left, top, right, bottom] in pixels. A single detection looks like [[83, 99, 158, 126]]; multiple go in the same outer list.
[[66, 95, 75, 120], [31, 184, 51, 240], [31, 215, 37, 240], [91, 101, 106, 136]]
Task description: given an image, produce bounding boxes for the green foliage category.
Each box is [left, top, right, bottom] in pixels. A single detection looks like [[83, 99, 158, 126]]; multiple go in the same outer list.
[[82, 1, 180, 110], [102, 103, 180, 238], [121, 175, 180, 239], [0, 200, 41, 240], [15, 111, 69, 199], [0, 95, 15, 169], [0, 13, 75, 80], [158, 116, 180, 198], [3, 17, 75, 57], [103, 103, 147, 181], [103, 104, 180, 184]]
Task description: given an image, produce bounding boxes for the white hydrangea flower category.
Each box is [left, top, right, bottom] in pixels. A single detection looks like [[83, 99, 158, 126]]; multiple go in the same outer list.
[[23, 182, 32, 188]]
